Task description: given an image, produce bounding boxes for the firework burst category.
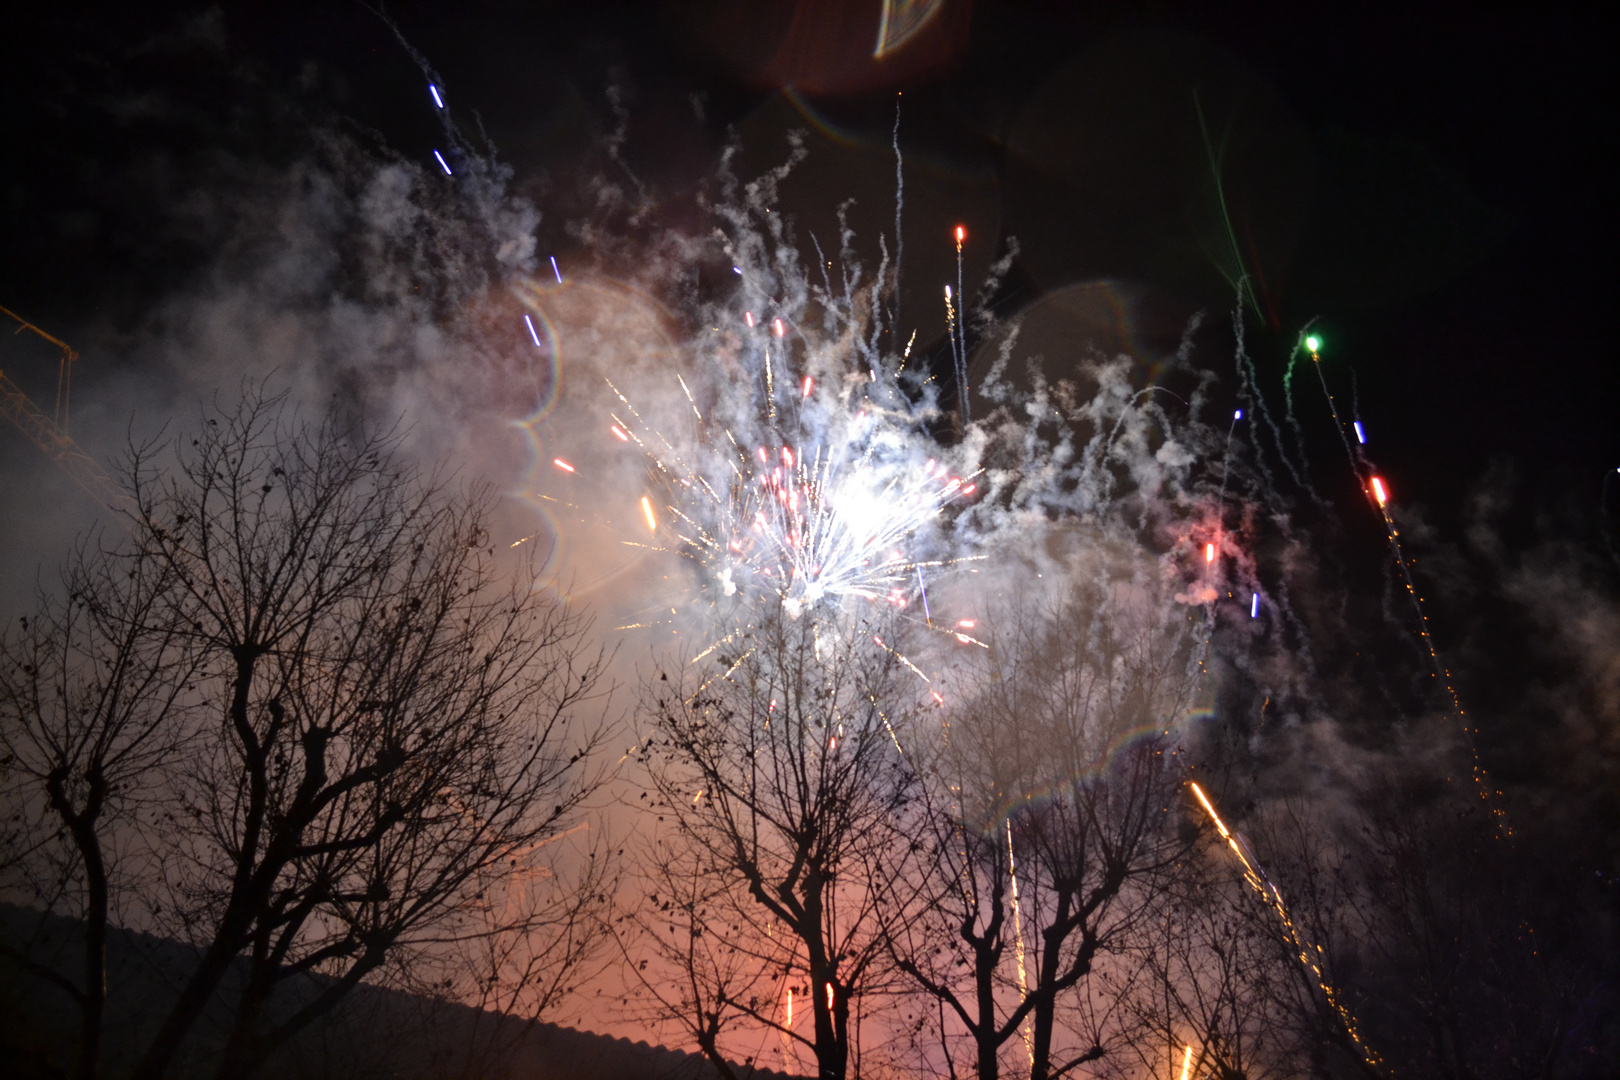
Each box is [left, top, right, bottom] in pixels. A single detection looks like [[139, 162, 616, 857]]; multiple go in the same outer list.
[[610, 371, 978, 621]]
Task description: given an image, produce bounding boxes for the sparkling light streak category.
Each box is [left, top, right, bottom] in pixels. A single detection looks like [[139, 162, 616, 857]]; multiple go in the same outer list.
[[428, 84, 444, 108], [1302, 330, 1499, 821], [524, 313, 542, 347], [1179, 1044, 1194, 1080], [1189, 782, 1385, 1072], [433, 149, 452, 175], [550, 255, 562, 284], [1008, 819, 1035, 1067], [1307, 338, 1506, 832], [949, 225, 969, 421], [640, 495, 657, 533], [1302, 330, 1503, 835], [1251, 593, 1260, 619], [553, 459, 574, 473]]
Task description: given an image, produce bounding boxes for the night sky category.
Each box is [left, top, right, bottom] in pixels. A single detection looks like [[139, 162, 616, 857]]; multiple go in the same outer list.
[[1, 1, 1616, 1068], [2, 2, 1613, 529]]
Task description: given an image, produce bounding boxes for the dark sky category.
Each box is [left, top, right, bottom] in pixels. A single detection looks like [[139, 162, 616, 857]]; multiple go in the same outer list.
[[0, 0, 1614, 547]]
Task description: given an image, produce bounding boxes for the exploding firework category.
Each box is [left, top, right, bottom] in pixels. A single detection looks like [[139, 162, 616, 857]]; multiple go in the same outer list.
[[509, 213, 1020, 663], [608, 372, 979, 622]]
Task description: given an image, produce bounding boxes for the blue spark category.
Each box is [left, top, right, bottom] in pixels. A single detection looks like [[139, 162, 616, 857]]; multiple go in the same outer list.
[[550, 256, 563, 284], [433, 150, 452, 175], [1251, 593, 1260, 618], [524, 314, 542, 348], [1353, 420, 1366, 444], [429, 84, 444, 109]]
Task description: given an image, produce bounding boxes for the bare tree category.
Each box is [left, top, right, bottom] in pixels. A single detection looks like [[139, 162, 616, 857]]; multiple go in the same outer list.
[[0, 536, 199, 1080], [1, 388, 610, 1080], [888, 560, 1200, 1080], [633, 609, 925, 1080]]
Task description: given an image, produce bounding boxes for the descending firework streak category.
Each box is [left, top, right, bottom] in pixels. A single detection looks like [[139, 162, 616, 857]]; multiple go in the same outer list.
[[1189, 782, 1388, 1076], [1302, 334, 1505, 830]]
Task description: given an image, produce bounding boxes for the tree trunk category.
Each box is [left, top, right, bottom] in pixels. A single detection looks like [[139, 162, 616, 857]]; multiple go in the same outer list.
[[1028, 931, 1063, 1080], [132, 654, 270, 1080], [213, 932, 278, 1080], [76, 836, 107, 1080], [974, 945, 999, 1080], [128, 909, 255, 1080], [810, 968, 845, 1079], [48, 767, 108, 1080]]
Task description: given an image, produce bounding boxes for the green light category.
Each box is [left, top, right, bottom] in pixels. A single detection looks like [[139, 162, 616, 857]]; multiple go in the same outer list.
[[1305, 334, 1321, 353]]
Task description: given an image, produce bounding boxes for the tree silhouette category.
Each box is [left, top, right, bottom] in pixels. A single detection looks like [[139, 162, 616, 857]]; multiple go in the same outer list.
[[2, 388, 609, 1080]]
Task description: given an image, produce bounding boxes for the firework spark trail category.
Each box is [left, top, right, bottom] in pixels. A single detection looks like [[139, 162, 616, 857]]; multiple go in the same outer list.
[[1303, 336, 1505, 831], [1006, 819, 1035, 1068], [892, 96, 904, 338], [1230, 292, 1310, 499], [1188, 782, 1387, 1076], [953, 225, 969, 422]]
